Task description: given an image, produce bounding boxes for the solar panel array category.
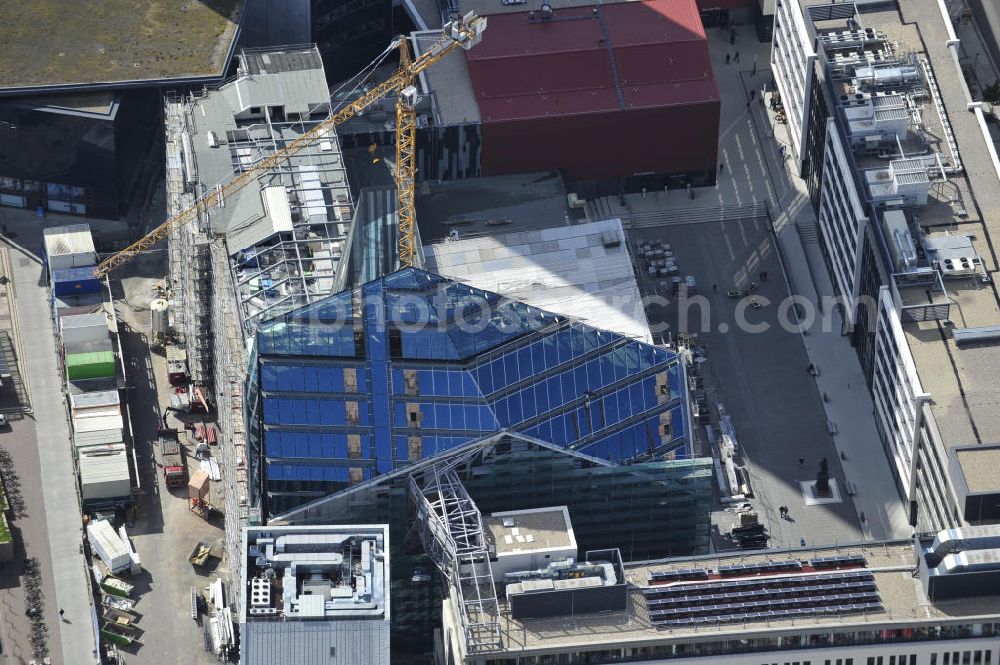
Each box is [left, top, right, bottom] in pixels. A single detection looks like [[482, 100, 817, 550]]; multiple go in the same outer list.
[[809, 554, 865, 569], [718, 560, 802, 576], [647, 568, 710, 584], [645, 570, 881, 628]]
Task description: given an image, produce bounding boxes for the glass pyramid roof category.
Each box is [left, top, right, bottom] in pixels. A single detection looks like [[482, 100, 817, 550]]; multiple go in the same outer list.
[[259, 267, 562, 360]]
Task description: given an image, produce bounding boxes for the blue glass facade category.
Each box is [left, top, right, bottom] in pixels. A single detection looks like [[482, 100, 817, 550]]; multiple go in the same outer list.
[[248, 268, 690, 516]]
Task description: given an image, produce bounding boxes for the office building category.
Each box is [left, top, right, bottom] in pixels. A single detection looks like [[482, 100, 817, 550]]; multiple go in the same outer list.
[[248, 267, 692, 516], [0, 2, 248, 221], [441, 528, 1000, 665], [341, 0, 721, 197], [276, 431, 714, 662], [313, 0, 395, 84], [770, 0, 1000, 533], [0, 92, 162, 220], [162, 44, 356, 598], [163, 44, 354, 382], [239, 524, 390, 665]]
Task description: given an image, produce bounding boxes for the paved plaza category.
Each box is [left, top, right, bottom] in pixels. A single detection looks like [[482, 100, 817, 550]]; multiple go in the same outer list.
[[619, 25, 911, 544]]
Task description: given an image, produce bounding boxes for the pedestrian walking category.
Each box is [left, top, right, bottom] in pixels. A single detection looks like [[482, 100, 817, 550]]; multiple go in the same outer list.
[[713, 283, 718, 293], [725, 53, 730, 65], [798, 457, 805, 467], [59, 608, 65, 620], [752, 62, 757, 77], [750, 90, 756, 101], [746, 100, 751, 111], [734, 51, 740, 63], [800, 538, 806, 547], [719, 162, 725, 174]]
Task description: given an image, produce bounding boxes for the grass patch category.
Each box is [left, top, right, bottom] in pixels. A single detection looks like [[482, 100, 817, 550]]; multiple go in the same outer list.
[[0, 1, 244, 88], [0, 482, 9, 543]]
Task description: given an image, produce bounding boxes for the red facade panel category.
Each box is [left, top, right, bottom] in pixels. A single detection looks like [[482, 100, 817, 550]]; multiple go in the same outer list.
[[696, 0, 757, 9], [614, 41, 713, 86], [602, 0, 707, 45], [481, 101, 720, 182], [467, 0, 720, 182], [472, 49, 615, 100]]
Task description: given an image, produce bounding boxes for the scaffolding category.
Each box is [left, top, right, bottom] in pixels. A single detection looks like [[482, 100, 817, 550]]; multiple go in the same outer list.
[[409, 461, 502, 656], [164, 94, 213, 384], [223, 121, 354, 336], [210, 240, 256, 615], [163, 48, 362, 616]]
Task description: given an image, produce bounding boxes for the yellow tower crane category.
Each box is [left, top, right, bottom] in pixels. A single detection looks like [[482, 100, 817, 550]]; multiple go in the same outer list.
[[93, 12, 487, 279]]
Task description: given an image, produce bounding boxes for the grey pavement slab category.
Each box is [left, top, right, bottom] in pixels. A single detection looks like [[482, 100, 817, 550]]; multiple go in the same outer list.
[[8, 242, 99, 664], [620, 25, 910, 544], [633, 218, 864, 550], [115, 267, 228, 665]]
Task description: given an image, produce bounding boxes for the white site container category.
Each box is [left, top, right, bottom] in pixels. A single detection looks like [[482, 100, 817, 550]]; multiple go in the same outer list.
[[43, 224, 97, 271]]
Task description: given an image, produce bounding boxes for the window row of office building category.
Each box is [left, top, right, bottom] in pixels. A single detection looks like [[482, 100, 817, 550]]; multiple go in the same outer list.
[[770, 0, 1000, 532]]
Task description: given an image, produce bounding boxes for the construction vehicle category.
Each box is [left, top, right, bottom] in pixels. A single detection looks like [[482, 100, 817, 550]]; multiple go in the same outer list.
[[92, 12, 487, 280], [159, 428, 186, 488]]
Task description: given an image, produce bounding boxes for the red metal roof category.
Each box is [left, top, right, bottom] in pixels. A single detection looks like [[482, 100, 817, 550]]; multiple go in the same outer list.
[[466, 0, 718, 123]]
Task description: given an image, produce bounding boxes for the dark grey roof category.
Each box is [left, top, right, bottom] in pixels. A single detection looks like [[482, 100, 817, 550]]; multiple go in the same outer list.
[[242, 619, 390, 665], [242, 48, 324, 75], [346, 187, 399, 287]]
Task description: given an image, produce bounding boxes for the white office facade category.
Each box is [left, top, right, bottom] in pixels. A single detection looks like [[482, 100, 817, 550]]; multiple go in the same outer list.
[[817, 117, 868, 318], [871, 286, 929, 502], [457, 613, 1000, 665], [771, 0, 816, 175]]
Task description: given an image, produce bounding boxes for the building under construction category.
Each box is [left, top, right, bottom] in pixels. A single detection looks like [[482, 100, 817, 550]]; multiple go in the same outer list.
[[163, 44, 356, 575], [155, 17, 717, 665]]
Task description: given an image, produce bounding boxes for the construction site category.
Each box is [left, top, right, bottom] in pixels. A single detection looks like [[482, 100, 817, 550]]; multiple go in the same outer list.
[[14, 0, 997, 664]]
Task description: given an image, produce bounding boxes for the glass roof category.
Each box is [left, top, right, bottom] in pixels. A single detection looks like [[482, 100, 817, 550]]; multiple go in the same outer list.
[[258, 267, 562, 360]]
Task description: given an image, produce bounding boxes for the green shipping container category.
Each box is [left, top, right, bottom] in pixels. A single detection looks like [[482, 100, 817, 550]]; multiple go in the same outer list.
[[66, 351, 116, 381]]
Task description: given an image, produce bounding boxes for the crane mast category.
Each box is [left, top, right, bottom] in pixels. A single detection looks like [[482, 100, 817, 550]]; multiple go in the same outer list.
[[93, 12, 486, 279], [396, 37, 419, 268]]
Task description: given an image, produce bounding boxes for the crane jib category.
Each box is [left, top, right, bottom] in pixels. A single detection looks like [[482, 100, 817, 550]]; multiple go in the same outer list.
[[94, 13, 486, 278]]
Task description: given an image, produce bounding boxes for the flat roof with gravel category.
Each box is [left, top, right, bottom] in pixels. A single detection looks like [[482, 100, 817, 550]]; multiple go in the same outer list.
[[955, 447, 1000, 494], [484, 507, 574, 556], [485, 541, 1000, 655]]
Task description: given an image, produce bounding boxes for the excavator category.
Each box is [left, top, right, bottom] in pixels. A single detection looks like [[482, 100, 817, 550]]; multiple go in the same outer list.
[[93, 12, 487, 279]]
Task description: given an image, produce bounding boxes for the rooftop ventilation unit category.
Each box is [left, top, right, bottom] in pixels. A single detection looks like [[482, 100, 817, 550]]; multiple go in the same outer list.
[[250, 577, 272, 608], [939, 255, 980, 277]]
